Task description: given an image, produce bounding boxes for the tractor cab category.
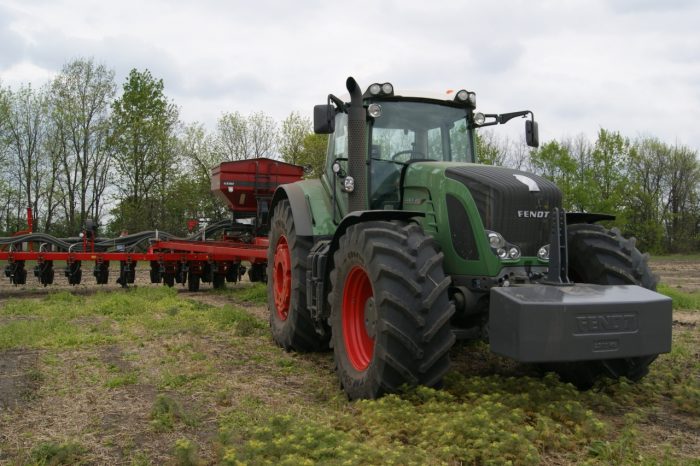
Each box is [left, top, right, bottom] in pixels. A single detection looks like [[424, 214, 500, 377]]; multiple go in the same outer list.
[[314, 79, 539, 217]]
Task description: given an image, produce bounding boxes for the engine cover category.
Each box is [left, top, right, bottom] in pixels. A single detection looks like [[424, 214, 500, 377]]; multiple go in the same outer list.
[[446, 166, 562, 256]]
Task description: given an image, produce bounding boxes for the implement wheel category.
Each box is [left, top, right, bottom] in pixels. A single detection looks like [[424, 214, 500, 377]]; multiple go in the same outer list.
[[545, 223, 659, 388], [188, 271, 200, 292], [267, 200, 327, 351], [329, 221, 455, 400]]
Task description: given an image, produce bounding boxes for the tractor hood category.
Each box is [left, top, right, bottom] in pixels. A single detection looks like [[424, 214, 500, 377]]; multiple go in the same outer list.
[[445, 165, 562, 256]]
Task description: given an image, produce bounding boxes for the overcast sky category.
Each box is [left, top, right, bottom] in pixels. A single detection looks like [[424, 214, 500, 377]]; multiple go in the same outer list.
[[1, 0, 699, 150]]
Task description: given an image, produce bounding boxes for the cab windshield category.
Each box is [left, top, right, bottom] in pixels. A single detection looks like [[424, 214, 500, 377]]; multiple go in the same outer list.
[[369, 100, 474, 164]]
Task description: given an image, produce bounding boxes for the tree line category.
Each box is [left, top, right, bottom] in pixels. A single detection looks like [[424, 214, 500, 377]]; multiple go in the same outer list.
[[477, 130, 700, 253], [0, 58, 326, 237], [1, 58, 698, 253]]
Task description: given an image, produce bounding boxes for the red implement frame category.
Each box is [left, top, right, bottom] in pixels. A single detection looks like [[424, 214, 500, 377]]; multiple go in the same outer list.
[[0, 158, 302, 289]]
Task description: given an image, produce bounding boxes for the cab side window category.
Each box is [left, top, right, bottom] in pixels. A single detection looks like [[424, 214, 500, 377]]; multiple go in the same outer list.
[[325, 112, 348, 178]]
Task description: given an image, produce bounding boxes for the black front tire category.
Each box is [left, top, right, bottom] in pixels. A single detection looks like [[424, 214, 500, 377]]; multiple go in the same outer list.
[[267, 200, 327, 351], [329, 221, 455, 400], [546, 223, 659, 388]]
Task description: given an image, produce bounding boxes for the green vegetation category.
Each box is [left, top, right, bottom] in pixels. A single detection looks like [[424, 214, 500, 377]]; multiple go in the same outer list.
[[150, 395, 199, 433], [105, 372, 138, 389], [30, 441, 86, 465], [0, 287, 697, 464], [658, 283, 700, 310], [172, 438, 200, 466], [215, 282, 268, 305], [0, 287, 263, 350]]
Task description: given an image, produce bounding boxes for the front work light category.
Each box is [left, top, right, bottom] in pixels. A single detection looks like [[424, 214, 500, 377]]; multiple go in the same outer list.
[[368, 103, 382, 118], [455, 90, 476, 108], [343, 176, 355, 192], [365, 82, 394, 98]]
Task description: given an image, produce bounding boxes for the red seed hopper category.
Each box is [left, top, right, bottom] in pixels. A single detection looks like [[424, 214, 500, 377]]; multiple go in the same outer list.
[[211, 157, 304, 214]]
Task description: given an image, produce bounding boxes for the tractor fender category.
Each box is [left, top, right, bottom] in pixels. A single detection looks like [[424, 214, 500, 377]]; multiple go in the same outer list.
[[328, 210, 426, 258], [271, 183, 314, 237]]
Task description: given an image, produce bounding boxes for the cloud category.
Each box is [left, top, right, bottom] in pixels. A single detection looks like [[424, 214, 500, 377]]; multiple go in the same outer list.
[[0, 0, 698, 151], [470, 41, 525, 75], [0, 5, 28, 68], [608, 0, 697, 13]]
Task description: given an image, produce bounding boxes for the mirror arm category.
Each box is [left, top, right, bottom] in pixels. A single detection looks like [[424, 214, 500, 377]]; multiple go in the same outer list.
[[498, 110, 532, 125], [328, 94, 346, 113]]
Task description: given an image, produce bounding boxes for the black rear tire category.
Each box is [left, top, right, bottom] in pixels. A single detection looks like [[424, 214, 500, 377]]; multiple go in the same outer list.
[[546, 223, 659, 388], [267, 200, 328, 351], [329, 221, 455, 400]]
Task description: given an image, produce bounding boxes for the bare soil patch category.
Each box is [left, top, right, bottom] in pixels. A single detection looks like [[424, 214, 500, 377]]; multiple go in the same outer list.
[[0, 349, 41, 411], [650, 259, 700, 293]]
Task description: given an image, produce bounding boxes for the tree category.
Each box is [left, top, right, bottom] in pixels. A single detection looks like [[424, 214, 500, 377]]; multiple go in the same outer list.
[[3, 84, 49, 230], [108, 69, 179, 232], [0, 85, 14, 233], [176, 122, 225, 221], [475, 130, 507, 166], [279, 111, 311, 165], [297, 133, 328, 178], [624, 137, 669, 252], [588, 129, 631, 219], [215, 111, 277, 160], [49, 58, 116, 234], [529, 140, 579, 209], [248, 111, 277, 159], [663, 144, 700, 252]]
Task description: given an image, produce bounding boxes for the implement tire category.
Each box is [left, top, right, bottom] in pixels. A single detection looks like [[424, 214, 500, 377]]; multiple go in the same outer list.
[[545, 223, 659, 388], [329, 221, 455, 400], [267, 200, 327, 351]]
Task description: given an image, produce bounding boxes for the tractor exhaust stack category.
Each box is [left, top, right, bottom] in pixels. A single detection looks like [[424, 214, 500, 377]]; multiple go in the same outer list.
[[346, 77, 367, 213]]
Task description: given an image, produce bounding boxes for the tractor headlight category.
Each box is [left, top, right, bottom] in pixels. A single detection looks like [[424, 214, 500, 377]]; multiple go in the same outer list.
[[368, 103, 382, 118], [508, 246, 521, 260], [381, 82, 394, 95], [368, 83, 381, 96], [487, 231, 505, 249], [537, 244, 550, 261], [456, 89, 469, 102], [487, 230, 523, 262], [473, 112, 486, 125], [343, 176, 355, 192]]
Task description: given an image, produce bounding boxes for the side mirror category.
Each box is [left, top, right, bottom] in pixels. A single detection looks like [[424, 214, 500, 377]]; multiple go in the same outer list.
[[314, 105, 335, 134], [526, 120, 539, 148]]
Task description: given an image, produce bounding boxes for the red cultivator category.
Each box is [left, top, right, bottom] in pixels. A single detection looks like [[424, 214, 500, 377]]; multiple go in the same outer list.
[[0, 158, 303, 291]]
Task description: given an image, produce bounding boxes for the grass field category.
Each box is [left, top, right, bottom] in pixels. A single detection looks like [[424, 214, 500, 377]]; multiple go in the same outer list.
[[0, 272, 698, 464]]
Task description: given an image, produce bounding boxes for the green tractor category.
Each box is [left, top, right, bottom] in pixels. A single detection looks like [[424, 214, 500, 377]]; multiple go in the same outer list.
[[267, 77, 671, 399]]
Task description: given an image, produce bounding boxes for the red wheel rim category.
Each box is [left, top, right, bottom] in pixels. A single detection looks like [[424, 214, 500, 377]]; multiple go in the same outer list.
[[342, 266, 375, 371], [273, 236, 291, 320]]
